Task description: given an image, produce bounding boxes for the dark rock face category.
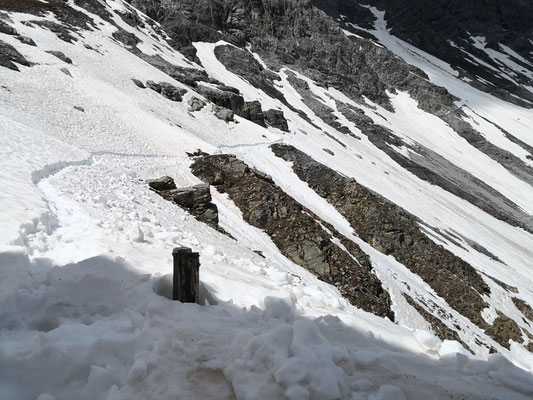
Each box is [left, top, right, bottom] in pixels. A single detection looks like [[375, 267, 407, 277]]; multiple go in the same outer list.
[[135, 53, 218, 87], [148, 177, 219, 227], [263, 109, 289, 131], [190, 154, 394, 319], [0, 40, 33, 71], [146, 81, 187, 101], [46, 50, 72, 64], [241, 100, 266, 127], [320, 0, 533, 107], [270, 144, 508, 334]]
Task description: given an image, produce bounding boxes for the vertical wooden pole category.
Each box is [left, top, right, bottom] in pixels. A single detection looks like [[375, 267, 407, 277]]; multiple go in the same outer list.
[[173, 247, 200, 303]]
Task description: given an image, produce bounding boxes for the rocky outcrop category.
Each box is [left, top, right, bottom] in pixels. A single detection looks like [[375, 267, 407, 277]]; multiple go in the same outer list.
[[148, 176, 219, 227], [269, 144, 520, 338], [146, 81, 187, 102], [190, 154, 393, 319], [321, 0, 533, 107]]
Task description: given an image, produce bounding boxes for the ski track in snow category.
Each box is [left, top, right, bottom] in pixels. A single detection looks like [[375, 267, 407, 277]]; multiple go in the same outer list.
[[2, 1, 533, 399]]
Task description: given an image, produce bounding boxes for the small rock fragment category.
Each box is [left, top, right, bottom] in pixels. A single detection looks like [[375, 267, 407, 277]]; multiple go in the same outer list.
[[131, 78, 145, 88], [187, 96, 206, 112], [46, 50, 72, 64]]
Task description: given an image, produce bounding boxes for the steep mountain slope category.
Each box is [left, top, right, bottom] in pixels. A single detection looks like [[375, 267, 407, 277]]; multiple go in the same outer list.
[[1, 0, 533, 399]]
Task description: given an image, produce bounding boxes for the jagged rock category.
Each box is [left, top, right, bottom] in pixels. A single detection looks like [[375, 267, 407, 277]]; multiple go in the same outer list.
[[146, 80, 187, 101], [263, 109, 289, 132], [191, 154, 393, 318], [212, 105, 234, 122], [187, 96, 206, 112], [0, 40, 33, 71], [46, 50, 72, 64], [131, 78, 145, 88], [148, 176, 177, 191]]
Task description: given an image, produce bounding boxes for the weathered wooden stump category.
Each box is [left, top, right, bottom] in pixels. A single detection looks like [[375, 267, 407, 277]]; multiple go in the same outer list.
[[172, 247, 200, 303]]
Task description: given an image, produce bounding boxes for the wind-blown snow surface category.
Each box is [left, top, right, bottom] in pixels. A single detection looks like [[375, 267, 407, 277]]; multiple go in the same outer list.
[[2, 1, 533, 399]]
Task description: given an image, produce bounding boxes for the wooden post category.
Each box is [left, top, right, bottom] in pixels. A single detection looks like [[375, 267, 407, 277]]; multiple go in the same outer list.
[[172, 247, 200, 303]]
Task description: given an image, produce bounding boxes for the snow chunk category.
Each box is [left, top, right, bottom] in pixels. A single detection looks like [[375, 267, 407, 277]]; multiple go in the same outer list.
[[129, 223, 144, 242]]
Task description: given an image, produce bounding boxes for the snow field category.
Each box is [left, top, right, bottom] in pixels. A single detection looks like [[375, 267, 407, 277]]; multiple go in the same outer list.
[[2, 0, 533, 398]]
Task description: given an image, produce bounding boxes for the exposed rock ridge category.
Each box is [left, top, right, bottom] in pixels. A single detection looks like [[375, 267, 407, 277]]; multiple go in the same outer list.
[[269, 143, 528, 349], [190, 154, 393, 319]]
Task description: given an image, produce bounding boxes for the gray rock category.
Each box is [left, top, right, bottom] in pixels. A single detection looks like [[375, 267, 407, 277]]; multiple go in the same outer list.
[[197, 84, 245, 114]]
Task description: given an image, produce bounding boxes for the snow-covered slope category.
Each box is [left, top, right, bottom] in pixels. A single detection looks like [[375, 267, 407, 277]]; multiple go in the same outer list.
[[2, 0, 533, 399]]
